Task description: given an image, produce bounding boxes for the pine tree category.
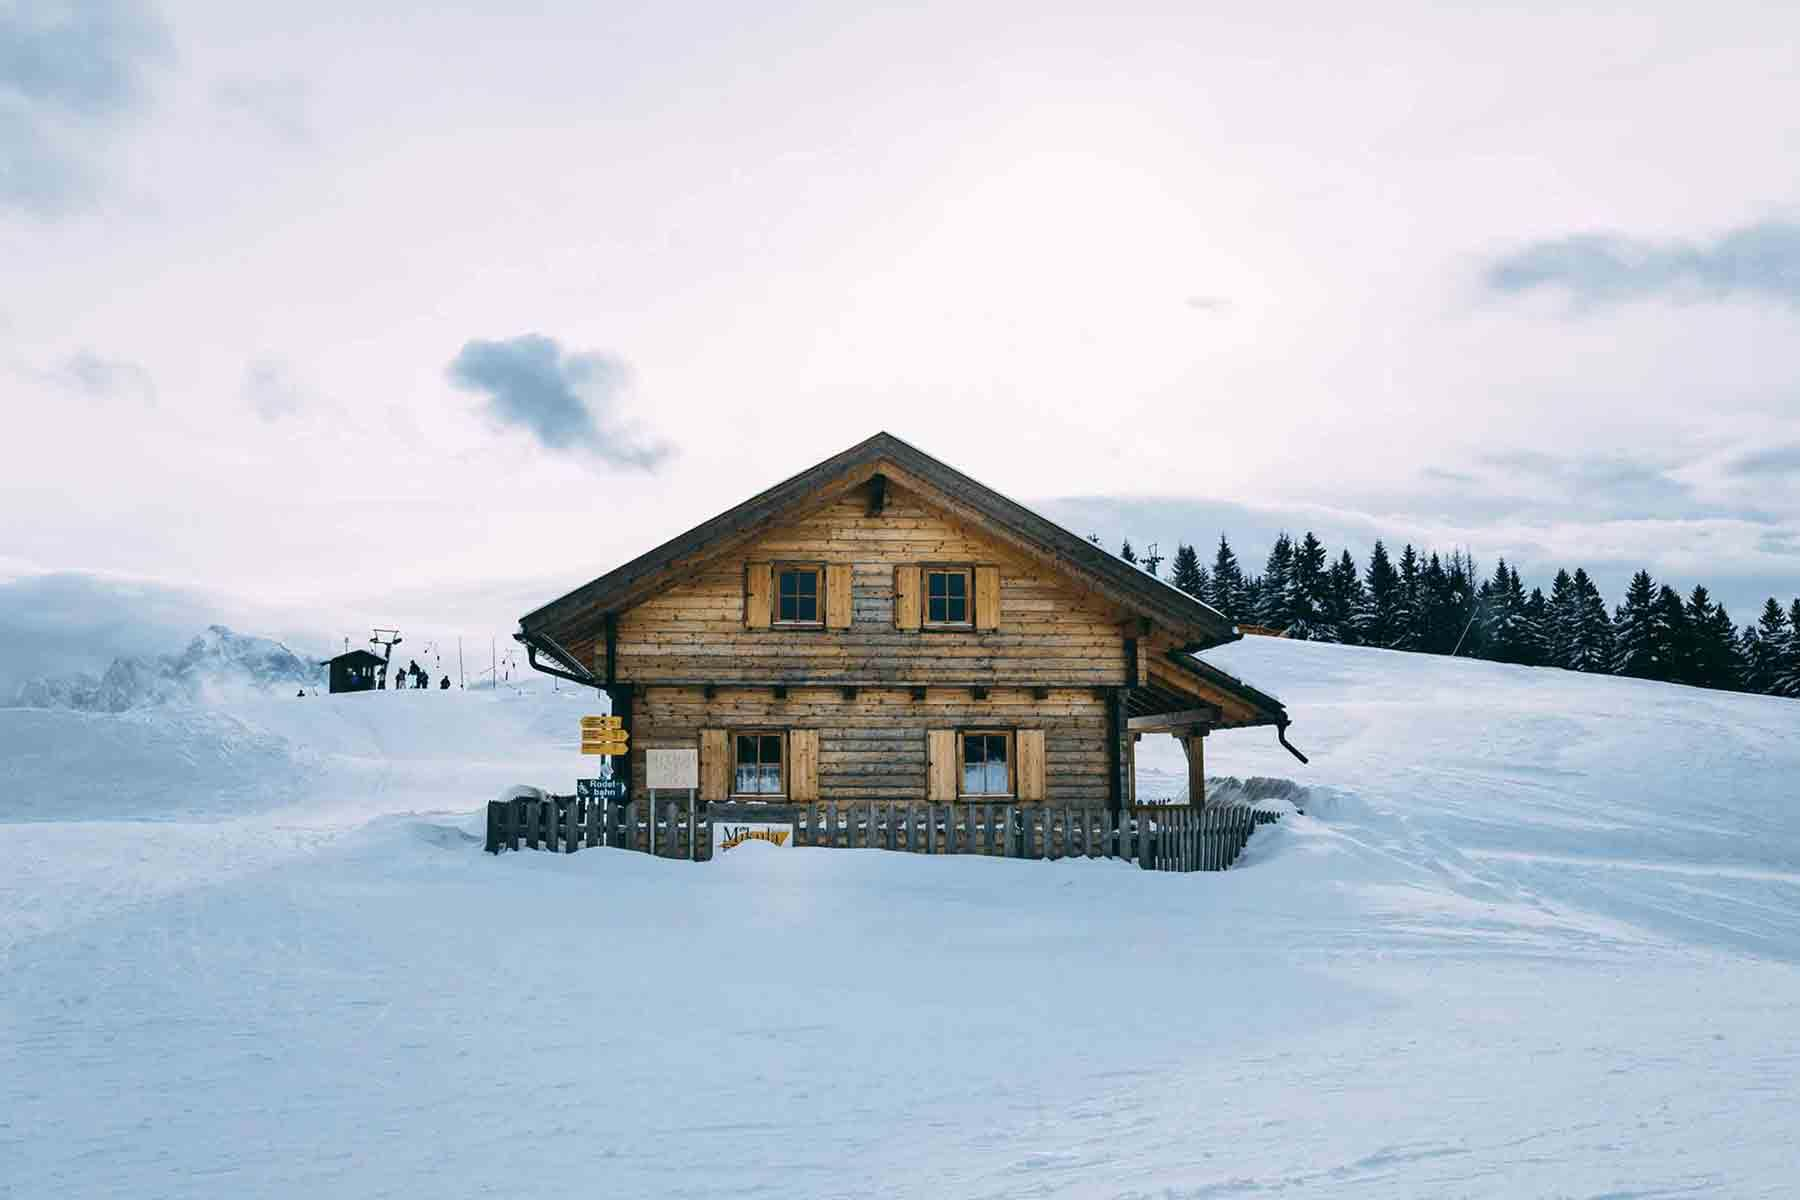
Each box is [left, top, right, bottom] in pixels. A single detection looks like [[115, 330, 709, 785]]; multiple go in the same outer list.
[[1651, 584, 1694, 684], [1746, 598, 1790, 693], [1168, 543, 1205, 599], [1480, 558, 1532, 664], [1119, 538, 1138, 566], [1613, 570, 1660, 679], [1521, 585, 1549, 667], [1392, 544, 1423, 650], [1210, 535, 1245, 618], [1240, 575, 1263, 621], [1325, 549, 1365, 644], [1546, 569, 1576, 669], [1359, 540, 1400, 648], [1568, 569, 1613, 673], [1441, 551, 1479, 655], [1285, 532, 1331, 640], [1420, 553, 1454, 653], [1257, 534, 1294, 629], [1685, 586, 1740, 690], [1777, 599, 1800, 698]]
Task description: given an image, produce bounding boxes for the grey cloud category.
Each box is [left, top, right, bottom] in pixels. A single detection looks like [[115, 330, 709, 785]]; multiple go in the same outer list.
[[1184, 295, 1232, 312], [0, 570, 221, 697], [1484, 219, 1800, 309], [214, 76, 309, 143], [60, 350, 156, 405], [447, 333, 671, 469], [0, 0, 167, 216], [242, 358, 303, 421], [1725, 442, 1800, 478]]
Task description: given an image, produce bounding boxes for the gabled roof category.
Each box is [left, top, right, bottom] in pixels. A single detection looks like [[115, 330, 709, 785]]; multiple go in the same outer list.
[[324, 649, 386, 667], [518, 431, 1242, 651]]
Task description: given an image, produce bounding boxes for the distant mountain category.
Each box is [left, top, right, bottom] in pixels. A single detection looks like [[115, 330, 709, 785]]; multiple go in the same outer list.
[[9, 626, 323, 712]]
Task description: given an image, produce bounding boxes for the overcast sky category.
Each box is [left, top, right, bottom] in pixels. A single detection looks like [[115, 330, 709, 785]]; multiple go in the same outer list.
[[4, 0, 1798, 682]]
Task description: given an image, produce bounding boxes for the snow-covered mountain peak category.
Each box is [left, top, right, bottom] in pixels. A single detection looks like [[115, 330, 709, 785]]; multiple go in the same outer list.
[[9, 626, 322, 712]]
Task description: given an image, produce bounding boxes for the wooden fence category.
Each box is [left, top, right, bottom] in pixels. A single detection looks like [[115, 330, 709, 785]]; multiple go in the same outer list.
[[486, 795, 1280, 872], [790, 801, 1279, 872], [484, 793, 710, 860]]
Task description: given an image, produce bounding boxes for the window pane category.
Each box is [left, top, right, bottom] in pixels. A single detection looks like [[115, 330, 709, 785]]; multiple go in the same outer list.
[[985, 759, 1008, 794], [761, 735, 782, 764], [963, 737, 983, 767], [779, 594, 797, 621], [797, 594, 816, 621], [928, 596, 946, 623], [946, 572, 966, 598], [797, 572, 816, 596], [947, 595, 966, 623]]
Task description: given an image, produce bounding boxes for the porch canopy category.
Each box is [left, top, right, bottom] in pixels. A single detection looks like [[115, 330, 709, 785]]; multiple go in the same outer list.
[[1126, 649, 1305, 804]]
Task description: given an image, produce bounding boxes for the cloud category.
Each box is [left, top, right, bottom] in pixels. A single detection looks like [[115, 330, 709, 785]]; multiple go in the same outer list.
[[59, 349, 156, 405], [213, 76, 309, 143], [1483, 219, 1800, 309], [1724, 442, 1800, 479], [1184, 295, 1232, 313], [0, 569, 224, 696], [446, 333, 671, 468], [0, 0, 167, 216], [241, 357, 304, 421]]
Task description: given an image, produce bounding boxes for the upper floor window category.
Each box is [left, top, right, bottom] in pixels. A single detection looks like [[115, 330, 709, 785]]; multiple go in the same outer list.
[[925, 567, 972, 627], [775, 565, 822, 626], [734, 732, 784, 795]]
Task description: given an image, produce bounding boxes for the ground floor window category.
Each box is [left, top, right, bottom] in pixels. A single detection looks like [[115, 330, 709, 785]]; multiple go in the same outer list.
[[734, 731, 784, 795], [959, 730, 1012, 796]]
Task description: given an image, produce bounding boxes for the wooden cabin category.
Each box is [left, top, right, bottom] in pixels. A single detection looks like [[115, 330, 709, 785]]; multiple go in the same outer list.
[[324, 649, 385, 694], [516, 433, 1301, 810]]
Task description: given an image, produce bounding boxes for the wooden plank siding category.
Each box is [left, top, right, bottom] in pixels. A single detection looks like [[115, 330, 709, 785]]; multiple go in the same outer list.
[[628, 686, 1110, 806], [591, 486, 1135, 687]]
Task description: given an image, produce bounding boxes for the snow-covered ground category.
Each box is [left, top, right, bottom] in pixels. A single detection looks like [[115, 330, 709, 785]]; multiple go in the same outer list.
[[4, 640, 1799, 1198]]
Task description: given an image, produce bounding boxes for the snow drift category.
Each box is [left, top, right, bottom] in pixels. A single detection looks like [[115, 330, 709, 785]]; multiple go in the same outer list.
[[3, 637, 1799, 1198]]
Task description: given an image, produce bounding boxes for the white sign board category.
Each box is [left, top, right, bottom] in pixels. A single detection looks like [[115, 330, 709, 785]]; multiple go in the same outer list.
[[645, 747, 699, 790]]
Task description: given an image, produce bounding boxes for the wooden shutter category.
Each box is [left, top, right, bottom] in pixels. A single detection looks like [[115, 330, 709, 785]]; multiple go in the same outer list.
[[745, 563, 772, 629], [894, 565, 922, 630], [699, 729, 730, 801], [1016, 729, 1046, 802], [825, 564, 853, 630], [974, 565, 1001, 631], [926, 729, 957, 800], [789, 729, 819, 801]]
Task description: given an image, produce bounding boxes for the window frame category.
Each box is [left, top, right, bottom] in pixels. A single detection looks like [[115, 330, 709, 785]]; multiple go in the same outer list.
[[921, 563, 976, 630], [956, 728, 1015, 798], [771, 562, 826, 629], [730, 728, 787, 798]]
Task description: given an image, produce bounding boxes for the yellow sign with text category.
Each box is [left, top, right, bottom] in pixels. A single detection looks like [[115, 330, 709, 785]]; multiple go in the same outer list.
[[580, 716, 628, 755]]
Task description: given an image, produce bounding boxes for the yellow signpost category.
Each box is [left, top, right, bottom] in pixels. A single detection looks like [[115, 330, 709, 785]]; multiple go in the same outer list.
[[579, 715, 628, 756]]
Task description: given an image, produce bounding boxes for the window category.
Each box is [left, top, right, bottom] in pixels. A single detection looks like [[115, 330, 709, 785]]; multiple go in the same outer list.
[[960, 730, 1012, 796], [925, 567, 972, 626], [734, 732, 784, 795], [775, 565, 822, 625]]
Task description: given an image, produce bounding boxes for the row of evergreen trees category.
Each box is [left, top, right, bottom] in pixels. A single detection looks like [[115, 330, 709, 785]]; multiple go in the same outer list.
[[1108, 534, 1800, 698]]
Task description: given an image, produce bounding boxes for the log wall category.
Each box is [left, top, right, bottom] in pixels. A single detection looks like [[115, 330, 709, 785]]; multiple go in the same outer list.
[[593, 486, 1133, 687], [627, 685, 1111, 805]]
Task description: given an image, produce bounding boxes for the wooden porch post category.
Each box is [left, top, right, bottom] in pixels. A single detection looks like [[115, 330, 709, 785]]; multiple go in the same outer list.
[[1180, 728, 1207, 807]]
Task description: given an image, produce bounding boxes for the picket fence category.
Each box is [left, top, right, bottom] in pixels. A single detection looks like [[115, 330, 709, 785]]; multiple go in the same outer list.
[[484, 793, 709, 860], [788, 800, 1278, 871], [486, 795, 1281, 873]]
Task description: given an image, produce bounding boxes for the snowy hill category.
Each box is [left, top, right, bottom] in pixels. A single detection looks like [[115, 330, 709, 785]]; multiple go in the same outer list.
[[9, 625, 322, 712], [3, 639, 1799, 1197]]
